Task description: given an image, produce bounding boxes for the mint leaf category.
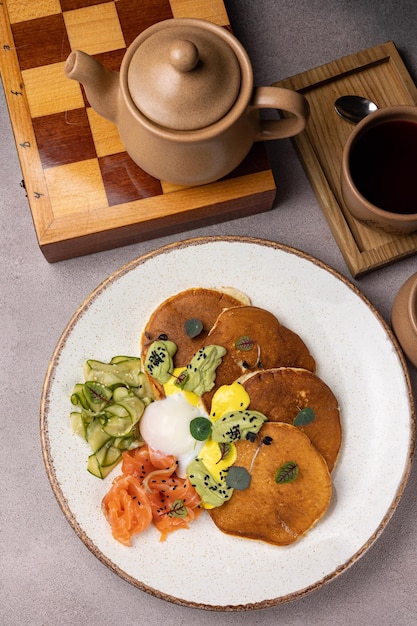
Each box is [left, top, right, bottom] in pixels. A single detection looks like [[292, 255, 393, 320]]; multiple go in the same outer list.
[[226, 466, 251, 490], [184, 318, 203, 339], [293, 407, 315, 426]]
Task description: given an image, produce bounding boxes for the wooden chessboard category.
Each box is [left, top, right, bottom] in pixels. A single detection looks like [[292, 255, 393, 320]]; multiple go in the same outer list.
[[0, 0, 276, 262]]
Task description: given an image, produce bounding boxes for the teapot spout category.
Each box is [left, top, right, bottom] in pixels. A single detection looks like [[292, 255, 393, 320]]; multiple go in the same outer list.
[[65, 50, 119, 124]]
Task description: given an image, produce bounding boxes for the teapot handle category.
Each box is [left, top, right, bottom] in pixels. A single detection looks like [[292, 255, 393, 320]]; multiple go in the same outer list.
[[250, 86, 309, 140]]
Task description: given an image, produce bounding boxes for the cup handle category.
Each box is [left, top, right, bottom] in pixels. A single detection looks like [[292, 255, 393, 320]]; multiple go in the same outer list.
[[250, 86, 309, 140]]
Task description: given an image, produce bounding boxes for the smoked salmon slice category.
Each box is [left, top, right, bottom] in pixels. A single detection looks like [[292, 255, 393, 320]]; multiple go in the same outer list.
[[102, 444, 202, 545], [102, 474, 153, 546]]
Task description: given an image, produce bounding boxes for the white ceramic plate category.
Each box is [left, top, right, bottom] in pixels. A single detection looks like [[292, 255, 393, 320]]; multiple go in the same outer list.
[[41, 237, 415, 610]]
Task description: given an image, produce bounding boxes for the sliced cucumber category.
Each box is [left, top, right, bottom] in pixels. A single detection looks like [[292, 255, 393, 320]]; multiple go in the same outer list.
[[133, 372, 154, 400], [87, 453, 102, 478], [112, 386, 130, 402], [110, 355, 139, 365], [84, 357, 144, 387], [117, 395, 145, 423], [80, 411, 94, 432], [103, 446, 122, 467], [70, 383, 90, 410], [95, 442, 122, 467], [87, 452, 119, 479], [103, 403, 129, 418], [102, 415, 133, 437], [113, 435, 137, 450], [100, 462, 119, 478], [70, 411, 86, 438], [70, 410, 94, 440], [86, 419, 112, 453]]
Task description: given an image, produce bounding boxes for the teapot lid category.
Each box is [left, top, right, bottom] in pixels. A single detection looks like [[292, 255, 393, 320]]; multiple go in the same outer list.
[[127, 21, 241, 131]]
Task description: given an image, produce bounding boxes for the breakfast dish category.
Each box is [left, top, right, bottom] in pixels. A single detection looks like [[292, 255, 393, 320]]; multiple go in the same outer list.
[[40, 237, 414, 610], [72, 287, 331, 546], [132, 292, 335, 547]]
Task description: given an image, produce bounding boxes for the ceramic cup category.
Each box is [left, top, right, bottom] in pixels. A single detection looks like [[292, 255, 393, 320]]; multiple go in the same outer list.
[[341, 105, 417, 234], [391, 272, 417, 368]]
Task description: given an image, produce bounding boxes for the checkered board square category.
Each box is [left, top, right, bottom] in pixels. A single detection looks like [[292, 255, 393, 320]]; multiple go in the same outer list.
[[1, 0, 276, 261]]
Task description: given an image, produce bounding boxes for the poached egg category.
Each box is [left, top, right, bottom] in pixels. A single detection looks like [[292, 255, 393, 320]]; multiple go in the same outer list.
[[139, 369, 207, 477]]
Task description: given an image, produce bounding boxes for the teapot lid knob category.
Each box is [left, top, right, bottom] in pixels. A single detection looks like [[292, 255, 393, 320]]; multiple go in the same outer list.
[[127, 20, 241, 131], [170, 40, 199, 73]]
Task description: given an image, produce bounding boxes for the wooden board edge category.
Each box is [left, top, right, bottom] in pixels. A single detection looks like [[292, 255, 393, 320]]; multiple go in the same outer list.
[[0, 2, 55, 237], [36, 170, 276, 246], [277, 41, 411, 94], [39, 184, 276, 262]]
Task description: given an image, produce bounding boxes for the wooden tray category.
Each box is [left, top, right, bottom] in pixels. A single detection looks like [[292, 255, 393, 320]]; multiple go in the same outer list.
[[274, 41, 417, 277], [0, 0, 276, 262]]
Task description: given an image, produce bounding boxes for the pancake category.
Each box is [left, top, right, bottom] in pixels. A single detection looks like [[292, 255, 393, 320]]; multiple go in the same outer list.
[[198, 305, 316, 410], [208, 422, 332, 546], [141, 288, 249, 397], [240, 367, 341, 471]]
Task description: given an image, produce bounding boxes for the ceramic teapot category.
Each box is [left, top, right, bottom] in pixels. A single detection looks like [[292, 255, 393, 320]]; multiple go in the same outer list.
[[65, 18, 309, 186]]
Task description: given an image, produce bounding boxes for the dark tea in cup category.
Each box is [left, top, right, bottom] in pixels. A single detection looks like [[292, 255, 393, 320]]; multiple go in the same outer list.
[[349, 120, 417, 215], [341, 105, 417, 234]]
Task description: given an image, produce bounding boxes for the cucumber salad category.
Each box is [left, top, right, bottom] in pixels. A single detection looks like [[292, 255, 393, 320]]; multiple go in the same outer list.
[[70, 356, 154, 478]]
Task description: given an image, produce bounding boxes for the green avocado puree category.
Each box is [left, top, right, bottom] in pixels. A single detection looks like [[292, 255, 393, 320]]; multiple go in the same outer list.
[[187, 458, 233, 507], [211, 410, 267, 442], [144, 340, 177, 384], [181, 345, 226, 396]]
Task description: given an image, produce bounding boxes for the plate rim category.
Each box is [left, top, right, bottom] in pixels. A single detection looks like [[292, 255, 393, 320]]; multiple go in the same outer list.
[[40, 235, 416, 611]]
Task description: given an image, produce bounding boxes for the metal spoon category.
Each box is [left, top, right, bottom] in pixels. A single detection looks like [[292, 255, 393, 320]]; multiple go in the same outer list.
[[334, 95, 378, 124]]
